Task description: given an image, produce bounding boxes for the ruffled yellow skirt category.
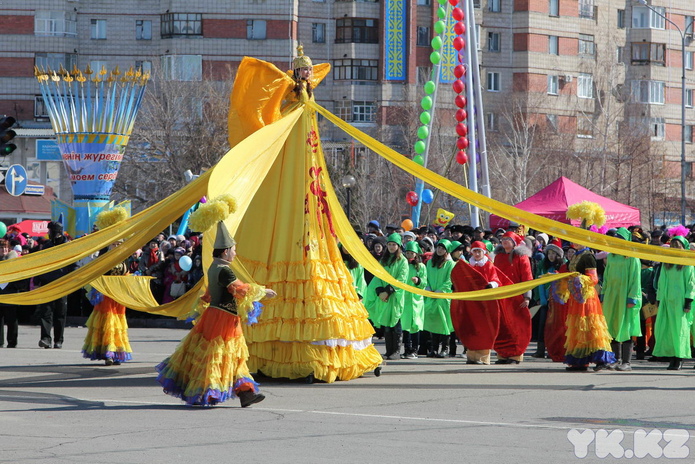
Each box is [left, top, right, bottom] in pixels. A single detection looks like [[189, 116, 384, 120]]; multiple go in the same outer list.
[[82, 296, 132, 363]]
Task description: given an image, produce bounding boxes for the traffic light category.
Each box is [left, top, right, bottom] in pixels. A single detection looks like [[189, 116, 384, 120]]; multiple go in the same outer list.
[[0, 116, 16, 156]]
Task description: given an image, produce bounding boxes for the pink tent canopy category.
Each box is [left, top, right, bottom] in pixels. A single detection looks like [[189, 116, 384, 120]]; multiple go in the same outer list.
[[489, 177, 641, 230]]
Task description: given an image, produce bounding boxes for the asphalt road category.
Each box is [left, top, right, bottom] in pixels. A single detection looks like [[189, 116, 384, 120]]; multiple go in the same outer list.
[[1, 325, 693, 464]]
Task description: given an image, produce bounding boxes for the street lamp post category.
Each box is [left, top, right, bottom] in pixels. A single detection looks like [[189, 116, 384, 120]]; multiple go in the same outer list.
[[637, 0, 691, 224], [341, 174, 356, 223]]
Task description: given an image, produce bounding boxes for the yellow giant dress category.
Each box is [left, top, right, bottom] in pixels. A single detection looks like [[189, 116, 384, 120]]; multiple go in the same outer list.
[[226, 57, 382, 382]]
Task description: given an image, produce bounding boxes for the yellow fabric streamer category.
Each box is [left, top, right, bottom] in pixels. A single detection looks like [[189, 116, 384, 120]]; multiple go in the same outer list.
[[309, 100, 695, 267]]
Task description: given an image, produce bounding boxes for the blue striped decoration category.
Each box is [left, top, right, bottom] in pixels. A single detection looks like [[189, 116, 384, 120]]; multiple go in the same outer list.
[[384, 0, 407, 81]]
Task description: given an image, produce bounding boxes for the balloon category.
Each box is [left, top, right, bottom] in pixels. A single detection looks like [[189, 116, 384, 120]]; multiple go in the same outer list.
[[456, 123, 468, 137], [421, 96, 433, 110], [406, 191, 419, 207], [455, 95, 467, 108], [456, 150, 468, 164], [457, 136, 469, 149], [417, 125, 429, 140], [429, 51, 441, 64], [422, 189, 434, 204], [437, 7, 446, 19], [448, 0, 458, 5], [420, 111, 431, 124], [452, 79, 465, 94], [0, 222, 6, 238], [452, 7, 464, 21], [453, 37, 466, 51], [454, 64, 466, 78], [414, 140, 426, 154], [438, 0, 447, 4], [401, 219, 414, 231], [179, 255, 192, 271], [431, 36, 443, 50], [454, 22, 466, 35], [434, 20, 446, 34], [424, 81, 436, 94], [455, 109, 468, 122], [413, 154, 425, 166]]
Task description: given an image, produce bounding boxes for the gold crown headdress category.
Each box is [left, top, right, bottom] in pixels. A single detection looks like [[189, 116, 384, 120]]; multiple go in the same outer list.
[[293, 44, 313, 69]]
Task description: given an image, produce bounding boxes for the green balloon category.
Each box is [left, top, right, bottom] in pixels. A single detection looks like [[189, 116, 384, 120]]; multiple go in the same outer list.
[[434, 20, 446, 34], [420, 96, 433, 110], [424, 81, 436, 94], [430, 51, 441, 64], [420, 111, 431, 124], [413, 154, 425, 166], [431, 36, 443, 50], [0, 222, 6, 238], [437, 7, 446, 19], [437, 0, 447, 5], [414, 141, 426, 154], [418, 126, 429, 140]]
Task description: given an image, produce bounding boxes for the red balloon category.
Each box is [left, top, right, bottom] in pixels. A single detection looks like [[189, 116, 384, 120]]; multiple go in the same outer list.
[[455, 109, 468, 122], [457, 137, 469, 149], [456, 123, 468, 137], [456, 150, 468, 165], [406, 191, 419, 207], [452, 79, 465, 94], [454, 64, 466, 78], [454, 22, 466, 36], [454, 95, 467, 108], [453, 37, 465, 51], [448, 0, 458, 5], [452, 7, 464, 21]]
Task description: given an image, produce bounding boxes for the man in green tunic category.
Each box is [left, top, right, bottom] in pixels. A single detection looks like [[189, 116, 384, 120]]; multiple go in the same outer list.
[[600, 227, 642, 371]]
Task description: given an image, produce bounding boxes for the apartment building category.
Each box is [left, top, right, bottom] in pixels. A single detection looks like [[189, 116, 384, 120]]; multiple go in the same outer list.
[[0, 0, 692, 222]]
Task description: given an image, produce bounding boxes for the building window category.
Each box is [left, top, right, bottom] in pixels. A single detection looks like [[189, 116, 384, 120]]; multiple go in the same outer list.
[[333, 59, 379, 80], [488, 0, 501, 13], [686, 89, 694, 108], [246, 20, 266, 40], [632, 6, 665, 29], [136, 20, 152, 40], [617, 9, 625, 28], [631, 42, 665, 65], [91, 19, 107, 39], [631, 80, 665, 104], [35, 11, 77, 37], [312, 23, 326, 43], [578, 34, 595, 56], [650, 117, 665, 140], [335, 100, 352, 121], [686, 51, 693, 70], [686, 16, 694, 37], [686, 125, 694, 144], [35, 52, 77, 71], [161, 13, 202, 38], [487, 32, 500, 52], [577, 73, 593, 98], [616, 46, 624, 63], [417, 66, 431, 85], [352, 101, 377, 123], [547, 114, 558, 132], [549, 0, 559, 17], [548, 75, 559, 95], [579, 0, 594, 19], [161, 55, 202, 81], [476, 25, 481, 50], [417, 26, 430, 46], [34, 96, 49, 118], [335, 18, 378, 44], [487, 72, 500, 91], [577, 115, 593, 138], [549, 36, 559, 55], [486, 113, 498, 131], [474, 0, 481, 8], [417, 0, 431, 4], [90, 60, 108, 73], [135, 60, 152, 74]]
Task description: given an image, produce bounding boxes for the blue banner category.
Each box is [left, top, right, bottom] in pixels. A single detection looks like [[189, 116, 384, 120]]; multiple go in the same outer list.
[[384, 0, 407, 81]]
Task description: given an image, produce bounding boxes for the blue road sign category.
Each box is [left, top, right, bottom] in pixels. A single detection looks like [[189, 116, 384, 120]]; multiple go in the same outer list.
[[5, 164, 27, 196]]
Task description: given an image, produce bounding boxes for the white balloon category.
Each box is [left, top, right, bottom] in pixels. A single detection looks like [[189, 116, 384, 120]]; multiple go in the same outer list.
[[179, 255, 192, 271]]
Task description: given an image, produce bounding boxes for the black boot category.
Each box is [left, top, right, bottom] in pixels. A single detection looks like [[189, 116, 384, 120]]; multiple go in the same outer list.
[[427, 333, 439, 357], [667, 357, 683, 370], [436, 334, 449, 358], [383, 330, 394, 359], [610, 340, 620, 366], [532, 341, 546, 358]]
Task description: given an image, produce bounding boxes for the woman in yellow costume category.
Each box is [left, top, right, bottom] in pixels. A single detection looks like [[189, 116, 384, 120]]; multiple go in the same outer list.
[[226, 46, 382, 383]]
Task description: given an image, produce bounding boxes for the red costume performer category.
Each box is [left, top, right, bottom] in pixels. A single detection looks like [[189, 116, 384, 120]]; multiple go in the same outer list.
[[492, 232, 533, 363], [450, 242, 503, 365]]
